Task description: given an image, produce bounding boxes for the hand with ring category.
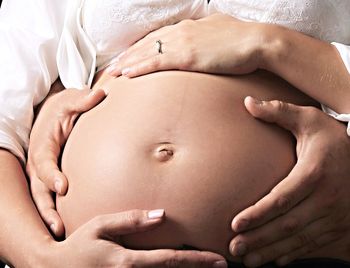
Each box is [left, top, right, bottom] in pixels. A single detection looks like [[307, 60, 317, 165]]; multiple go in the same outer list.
[[106, 13, 265, 77]]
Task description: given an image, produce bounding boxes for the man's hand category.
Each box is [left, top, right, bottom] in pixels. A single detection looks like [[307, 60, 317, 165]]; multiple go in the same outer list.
[[229, 97, 350, 267], [27, 88, 106, 237]]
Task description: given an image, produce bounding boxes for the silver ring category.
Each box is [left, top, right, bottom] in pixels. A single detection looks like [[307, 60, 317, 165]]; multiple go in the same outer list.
[[156, 40, 163, 54]]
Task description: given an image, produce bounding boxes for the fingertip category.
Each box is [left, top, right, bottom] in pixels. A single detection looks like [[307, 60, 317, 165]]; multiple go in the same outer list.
[[147, 209, 165, 220], [54, 180, 62, 194], [244, 96, 263, 117], [50, 218, 65, 239], [88, 88, 106, 99], [213, 260, 227, 268], [54, 173, 68, 195], [106, 64, 117, 75], [244, 96, 262, 106], [232, 218, 250, 233], [121, 67, 131, 77]]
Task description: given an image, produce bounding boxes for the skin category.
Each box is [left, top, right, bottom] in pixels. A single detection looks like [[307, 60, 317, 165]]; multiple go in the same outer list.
[[56, 70, 304, 260], [237, 97, 350, 266], [3, 147, 226, 267], [27, 13, 350, 267], [106, 14, 350, 266], [22, 82, 227, 268]]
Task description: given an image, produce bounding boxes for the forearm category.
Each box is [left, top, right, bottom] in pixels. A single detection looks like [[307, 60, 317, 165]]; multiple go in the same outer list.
[[259, 24, 350, 114], [0, 149, 55, 267]]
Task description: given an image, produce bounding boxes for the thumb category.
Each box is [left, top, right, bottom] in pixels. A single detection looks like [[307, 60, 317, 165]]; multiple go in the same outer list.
[[68, 88, 106, 113], [244, 96, 304, 134], [92, 209, 165, 239]]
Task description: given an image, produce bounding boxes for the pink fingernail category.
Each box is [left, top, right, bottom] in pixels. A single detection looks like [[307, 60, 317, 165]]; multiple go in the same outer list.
[[148, 209, 165, 219], [122, 68, 131, 76]]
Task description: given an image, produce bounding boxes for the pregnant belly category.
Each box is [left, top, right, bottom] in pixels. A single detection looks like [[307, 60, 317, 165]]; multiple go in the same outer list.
[[57, 70, 314, 260]]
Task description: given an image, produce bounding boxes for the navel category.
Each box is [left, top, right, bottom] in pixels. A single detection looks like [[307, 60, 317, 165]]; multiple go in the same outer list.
[[153, 143, 175, 162]]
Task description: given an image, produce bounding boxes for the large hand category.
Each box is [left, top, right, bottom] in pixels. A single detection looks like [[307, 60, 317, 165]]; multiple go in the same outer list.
[[46, 209, 227, 268], [27, 88, 106, 237], [106, 14, 266, 77], [229, 97, 350, 267]]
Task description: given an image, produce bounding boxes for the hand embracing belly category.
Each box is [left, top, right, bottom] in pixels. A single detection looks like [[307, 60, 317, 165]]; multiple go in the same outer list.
[[57, 70, 314, 260]]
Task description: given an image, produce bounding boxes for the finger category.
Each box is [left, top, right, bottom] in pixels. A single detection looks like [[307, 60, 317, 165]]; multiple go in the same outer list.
[[128, 249, 227, 268], [232, 160, 317, 233], [244, 96, 304, 135], [107, 43, 156, 77], [112, 34, 181, 77], [276, 231, 341, 266], [30, 175, 65, 237], [119, 40, 167, 76], [242, 218, 338, 268], [121, 55, 176, 78], [230, 189, 327, 256], [120, 24, 174, 58], [30, 155, 68, 195], [91, 209, 166, 239], [67, 88, 106, 113]]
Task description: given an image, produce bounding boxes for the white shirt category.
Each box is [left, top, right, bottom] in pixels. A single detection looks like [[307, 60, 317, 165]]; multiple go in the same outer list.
[[1, 0, 350, 163]]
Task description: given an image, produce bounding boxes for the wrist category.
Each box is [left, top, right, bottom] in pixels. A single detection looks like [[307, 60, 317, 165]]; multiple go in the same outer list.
[[11, 237, 58, 268], [258, 24, 289, 74]]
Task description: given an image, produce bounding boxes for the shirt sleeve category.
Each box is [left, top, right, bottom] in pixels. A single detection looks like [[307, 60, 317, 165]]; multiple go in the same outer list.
[[0, 0, 68, 163], [321, 42, 350, 136]]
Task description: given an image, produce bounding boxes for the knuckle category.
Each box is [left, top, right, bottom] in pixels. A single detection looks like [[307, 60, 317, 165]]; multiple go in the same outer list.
[[178, 19, 195, 31], [274, 195, 292, 213], [303, 106, 320, 120], [179, 48, 196, 70], [296, 232, 313, 247], [270, 100, 288, 113], [125, 210, 143, 228], [92, 215, 107, 231], [164, 252, 184, 268], [150, 57, 161, 69], [322, 188, 339, 211], [281, 218, 300, 234]]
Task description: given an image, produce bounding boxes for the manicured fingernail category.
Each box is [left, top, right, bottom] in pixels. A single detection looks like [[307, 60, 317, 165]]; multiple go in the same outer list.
[[231, 242, 247, 256], [148, 209, 165, 219], [122, 68, 131, 76], [54, 180, 62, 193], [234, 219, 250, 232], [213, 260, 227, 268], [245, 253, 262, 267]]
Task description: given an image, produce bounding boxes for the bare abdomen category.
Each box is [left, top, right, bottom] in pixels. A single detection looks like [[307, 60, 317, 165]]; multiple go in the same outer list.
[[57, 70, 314, 260]]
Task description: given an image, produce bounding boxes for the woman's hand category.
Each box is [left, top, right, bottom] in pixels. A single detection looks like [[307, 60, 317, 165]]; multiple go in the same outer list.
[[229, 97, 350, 267], [26, 88, 106, 237], [106, 13, 266, 77], [42, 209, 227, 268]]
